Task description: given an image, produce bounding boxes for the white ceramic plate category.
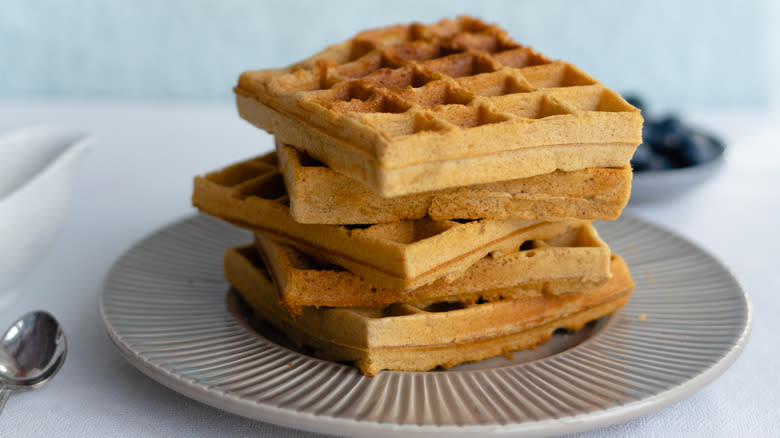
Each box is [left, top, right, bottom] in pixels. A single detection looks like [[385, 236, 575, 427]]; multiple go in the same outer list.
[[99, 214, 750, 437]]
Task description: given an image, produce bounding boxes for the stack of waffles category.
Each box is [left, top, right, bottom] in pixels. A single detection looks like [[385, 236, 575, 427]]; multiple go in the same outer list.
[[192, 16, 642, 376]]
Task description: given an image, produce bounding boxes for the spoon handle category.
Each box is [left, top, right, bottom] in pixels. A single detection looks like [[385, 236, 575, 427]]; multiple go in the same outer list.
[[0, 386, 11, 413]]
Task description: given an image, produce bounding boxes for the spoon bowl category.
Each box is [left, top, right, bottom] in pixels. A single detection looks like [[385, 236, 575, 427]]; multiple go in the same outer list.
[[0, 311, 66, 412]]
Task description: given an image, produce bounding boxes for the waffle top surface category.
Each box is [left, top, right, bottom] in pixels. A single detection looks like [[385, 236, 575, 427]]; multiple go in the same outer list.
[[236, 16, 643, 167]]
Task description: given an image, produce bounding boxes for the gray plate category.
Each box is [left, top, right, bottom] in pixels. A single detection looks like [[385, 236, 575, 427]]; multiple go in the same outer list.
[[99, 214, 750, 437]]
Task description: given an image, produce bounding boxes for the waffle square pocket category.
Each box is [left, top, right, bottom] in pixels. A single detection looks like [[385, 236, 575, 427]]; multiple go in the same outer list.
[[235, 16, 643, 196]]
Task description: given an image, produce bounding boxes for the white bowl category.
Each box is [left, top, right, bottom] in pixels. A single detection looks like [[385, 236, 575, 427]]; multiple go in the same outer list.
[[0, 126, 92, 292]]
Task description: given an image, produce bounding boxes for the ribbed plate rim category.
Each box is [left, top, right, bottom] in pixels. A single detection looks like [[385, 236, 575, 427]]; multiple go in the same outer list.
[[99, 214, 751, 437]]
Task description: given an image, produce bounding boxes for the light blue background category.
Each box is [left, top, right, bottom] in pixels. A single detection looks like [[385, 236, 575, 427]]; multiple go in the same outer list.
[[2, 0, 778, 108]]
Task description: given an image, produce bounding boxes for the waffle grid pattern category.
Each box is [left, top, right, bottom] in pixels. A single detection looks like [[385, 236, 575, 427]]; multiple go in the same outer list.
[[193, 157, 599, 292], [251, 222, 611, 314], [239, 16, 640, 162]]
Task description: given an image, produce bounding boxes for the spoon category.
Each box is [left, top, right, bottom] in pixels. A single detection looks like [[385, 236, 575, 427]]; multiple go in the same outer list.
[[0, 311, 67, 412]]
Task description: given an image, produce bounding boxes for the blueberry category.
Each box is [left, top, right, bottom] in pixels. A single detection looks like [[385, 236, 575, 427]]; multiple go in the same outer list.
[[644, 152, 676, 171], [642, 120, 661, 145], [642, 116, 691, 164], [678, 133, 722, 167], [632, 101, 726, 171], [656, 115, 688, 137], [652, 131, 684, 156], [631, 143, 653, 170], [623, 94, 646, 112]]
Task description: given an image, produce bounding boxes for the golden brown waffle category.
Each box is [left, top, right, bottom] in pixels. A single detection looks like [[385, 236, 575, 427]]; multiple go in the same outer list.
[[249, 220, 611, 316], [235, 16, 643, 196], [225, 246, 634, 376], [193, 159, 588, 291], [277, 142, 632, 224]]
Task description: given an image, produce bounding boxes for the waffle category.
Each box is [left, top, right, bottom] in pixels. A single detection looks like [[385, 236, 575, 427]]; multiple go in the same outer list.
[[277, 142, 632, 224], [249, 220, 611, 316], [225, 246, 634, 376], [235, 16, 643, 196], [193, 160, 588, 291]]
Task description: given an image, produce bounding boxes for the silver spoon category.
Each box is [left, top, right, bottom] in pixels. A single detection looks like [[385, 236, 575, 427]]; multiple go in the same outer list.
[[0, 311, 67, 412]]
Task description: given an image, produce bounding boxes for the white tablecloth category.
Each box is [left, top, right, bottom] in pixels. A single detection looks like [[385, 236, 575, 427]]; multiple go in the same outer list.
[[0, 101, 777, 437]]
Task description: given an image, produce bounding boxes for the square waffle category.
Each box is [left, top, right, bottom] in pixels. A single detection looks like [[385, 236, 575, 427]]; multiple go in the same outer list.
[[235, 16, 643, 196], [251, 220, 611, 316], [277, 142, 632, 224], [193, 158, 588, 291], [225, 245, 634, 376]]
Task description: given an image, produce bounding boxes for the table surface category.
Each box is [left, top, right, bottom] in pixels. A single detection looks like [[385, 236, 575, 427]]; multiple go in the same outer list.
[[0, 100, 777, 438]]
